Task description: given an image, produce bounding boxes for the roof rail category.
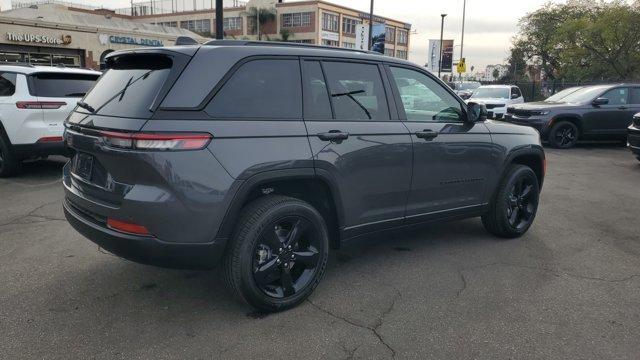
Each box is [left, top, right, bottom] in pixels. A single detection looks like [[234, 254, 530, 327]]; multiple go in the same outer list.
[[203, 39, 381, 55]]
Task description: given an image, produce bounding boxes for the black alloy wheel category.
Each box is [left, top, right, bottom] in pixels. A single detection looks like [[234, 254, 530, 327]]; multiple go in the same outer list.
[[223, 195, 329, 312], [505, 176, 537, 231], [252, 216, 322, 298], [549, 121, 578, 148], [482, 164, 540, 238]]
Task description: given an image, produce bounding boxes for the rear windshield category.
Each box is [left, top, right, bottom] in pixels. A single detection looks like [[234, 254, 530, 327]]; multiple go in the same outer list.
[[31, 73, 99, 98], [80, 54, 172, 118]]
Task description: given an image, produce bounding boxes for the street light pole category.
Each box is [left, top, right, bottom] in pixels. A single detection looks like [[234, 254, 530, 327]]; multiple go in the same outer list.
[[368, 0, 374, 50], [438, 13, 446, 79], [460, 0, 466, 80], [215, 0, 223, 39]]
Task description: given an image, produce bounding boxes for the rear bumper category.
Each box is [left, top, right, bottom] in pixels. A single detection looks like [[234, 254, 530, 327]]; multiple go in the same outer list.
[[64, 199, 227, 269], [12, 141, 73, 160]]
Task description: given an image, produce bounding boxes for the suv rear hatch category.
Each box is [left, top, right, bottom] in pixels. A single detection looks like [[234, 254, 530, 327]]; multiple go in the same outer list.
[[63, 48, 226, 243]]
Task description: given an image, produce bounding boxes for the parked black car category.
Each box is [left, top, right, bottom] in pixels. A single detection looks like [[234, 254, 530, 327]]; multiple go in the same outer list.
[[628, 113, 640, 161], [504, 84, 640, 148], [63, 41, 545, 312]]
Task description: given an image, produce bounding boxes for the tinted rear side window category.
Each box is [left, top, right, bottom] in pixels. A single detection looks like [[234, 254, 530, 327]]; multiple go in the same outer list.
[[0, 73, 17, 96], [206, 59, 302, 119], [302, 61, 332, 119], [630, 88, 640, 104], [322, 61, 389, 121], [81, 54, 173, 118], [31, 73, 98, 98]]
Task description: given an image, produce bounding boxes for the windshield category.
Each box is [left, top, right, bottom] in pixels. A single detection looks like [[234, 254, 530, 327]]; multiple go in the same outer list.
[[80, 54, 172, 118], [558, 86, 611, 104], [471, 87, 509, 99], [545, 87, 582, 102], [456, 82, 481, 90]]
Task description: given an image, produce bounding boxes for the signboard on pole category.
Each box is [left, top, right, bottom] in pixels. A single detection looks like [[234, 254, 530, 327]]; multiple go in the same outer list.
[[355, 24, 369, 51], [456, 57, 466, 74]]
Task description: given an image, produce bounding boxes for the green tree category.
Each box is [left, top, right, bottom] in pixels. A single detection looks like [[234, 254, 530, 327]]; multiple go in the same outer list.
[[246, 7, 276, 41], [511, 0, 640, 82], [492, 68, 500, 81], [279, 28, 293, 42]]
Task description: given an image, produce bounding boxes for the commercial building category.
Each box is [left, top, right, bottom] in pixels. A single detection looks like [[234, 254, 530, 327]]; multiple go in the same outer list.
[[0, 2, 204, 69], [126, 0, 412, 59]]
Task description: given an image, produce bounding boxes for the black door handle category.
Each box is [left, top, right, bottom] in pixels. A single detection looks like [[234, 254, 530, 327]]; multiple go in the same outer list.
[[415, 129, 439, 140], [317, 130, 349, 141]]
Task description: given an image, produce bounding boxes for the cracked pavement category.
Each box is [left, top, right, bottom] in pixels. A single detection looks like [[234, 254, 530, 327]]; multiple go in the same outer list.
[[1, 145, 640, 359]]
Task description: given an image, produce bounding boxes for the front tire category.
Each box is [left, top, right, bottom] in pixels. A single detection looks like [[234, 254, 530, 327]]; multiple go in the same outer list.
[[0, 135, 20, 177], [548, 121, 578, 148], [482, 165, 540, 238], [223, 195, 329, 312]]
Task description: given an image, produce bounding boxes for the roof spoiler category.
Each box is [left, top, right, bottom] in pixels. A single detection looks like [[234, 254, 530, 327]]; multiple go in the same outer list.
[[175, 36, 199, 46]]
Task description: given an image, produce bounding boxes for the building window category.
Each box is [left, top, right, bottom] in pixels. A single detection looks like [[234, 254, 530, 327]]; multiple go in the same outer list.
[[181, 19, 212, 34], [396, 50, 408, 59], [322, 12, 339, 32], [282, 12, 312, 28], [342, 42, 355, 49], [322, 39, 339, 47], [223, 17, 242, 31], [342, 17, 360, 35], [157, 21, 178, 28], [290, 39, 314, 44], [397, 29, 408, 45], [384, 48, 395, 57], [385, 27, 396, 43]]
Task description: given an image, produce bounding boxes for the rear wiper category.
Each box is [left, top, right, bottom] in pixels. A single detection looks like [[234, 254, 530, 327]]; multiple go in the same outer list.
[[65, 92, 86, 97], [332, 89, 372, 119], [76, 101, 95, 113]]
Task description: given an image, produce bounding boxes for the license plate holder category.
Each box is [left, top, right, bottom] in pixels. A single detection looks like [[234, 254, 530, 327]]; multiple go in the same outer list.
[[74, 153, 93, 181]]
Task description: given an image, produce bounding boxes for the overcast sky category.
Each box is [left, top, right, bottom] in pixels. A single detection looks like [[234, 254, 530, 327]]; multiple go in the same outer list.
[[0, 0, 562, 70]]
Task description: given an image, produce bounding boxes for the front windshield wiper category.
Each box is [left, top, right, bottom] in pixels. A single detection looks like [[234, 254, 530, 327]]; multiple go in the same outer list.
[[332, 89, 372, 119], [76, 101, 95, 113]]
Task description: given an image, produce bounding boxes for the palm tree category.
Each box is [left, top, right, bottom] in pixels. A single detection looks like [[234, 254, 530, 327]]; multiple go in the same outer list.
[[279, 29, 293, 42], [246, 7, 276, 41]]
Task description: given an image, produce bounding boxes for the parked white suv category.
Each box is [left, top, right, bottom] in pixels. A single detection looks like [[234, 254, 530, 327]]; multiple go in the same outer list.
[[468, 85, 525, 119], [0, 65, 100, 176]]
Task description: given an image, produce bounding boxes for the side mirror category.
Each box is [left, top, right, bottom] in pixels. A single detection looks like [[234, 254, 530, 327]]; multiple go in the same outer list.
[[467, 102, 487, 123], [592, 97, 609, 106]]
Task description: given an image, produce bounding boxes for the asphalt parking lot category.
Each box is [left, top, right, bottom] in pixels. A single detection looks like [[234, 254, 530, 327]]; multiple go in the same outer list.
[[1, 145, 639, 359]]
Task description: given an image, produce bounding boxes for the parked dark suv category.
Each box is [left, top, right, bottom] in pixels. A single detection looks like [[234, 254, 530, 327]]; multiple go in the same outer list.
[[63, 41, 545, 312], [504, 84, 640, 148], [628, 113, 640, 161]]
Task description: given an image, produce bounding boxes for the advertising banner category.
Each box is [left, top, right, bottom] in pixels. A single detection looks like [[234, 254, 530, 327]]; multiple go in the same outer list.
[[370, 23, 386, 54], [355, 24, 369, 51], [427, 39, 454, 73]]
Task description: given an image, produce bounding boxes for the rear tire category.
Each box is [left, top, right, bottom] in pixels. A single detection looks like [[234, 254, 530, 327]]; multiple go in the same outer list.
[[548, 121, 578, 148], [0, 135, 20, 177], [223, 195, 329, 312], [482, 165, 540, 238]]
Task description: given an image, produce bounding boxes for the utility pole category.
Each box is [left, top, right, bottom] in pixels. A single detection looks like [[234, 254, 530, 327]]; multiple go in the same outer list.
[[460, 0, 466, 81], [215, 0, 223, 39], [368, 0, 374, 50], [438, 13, 446, 79]]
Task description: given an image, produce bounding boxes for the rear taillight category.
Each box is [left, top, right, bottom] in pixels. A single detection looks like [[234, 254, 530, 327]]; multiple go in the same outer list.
[[37, 136, 64, 143], [16, 101, 66, 109], [107, 218, 152, 236], [99, 131, 212, 151]]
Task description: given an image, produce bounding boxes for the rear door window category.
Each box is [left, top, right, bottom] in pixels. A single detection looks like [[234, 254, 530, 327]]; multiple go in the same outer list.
[[0, 72, 17, 96], [80, 54, 173, 118], [630, 88, 640, 104], [322, 61, 389, 121], [302, 61, 332, 119], [205, 59, 302, 119], [30, 72, 98, 98]]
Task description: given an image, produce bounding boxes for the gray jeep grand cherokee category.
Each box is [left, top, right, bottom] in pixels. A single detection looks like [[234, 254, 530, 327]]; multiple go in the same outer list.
[[63, 41, 545, 312]]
